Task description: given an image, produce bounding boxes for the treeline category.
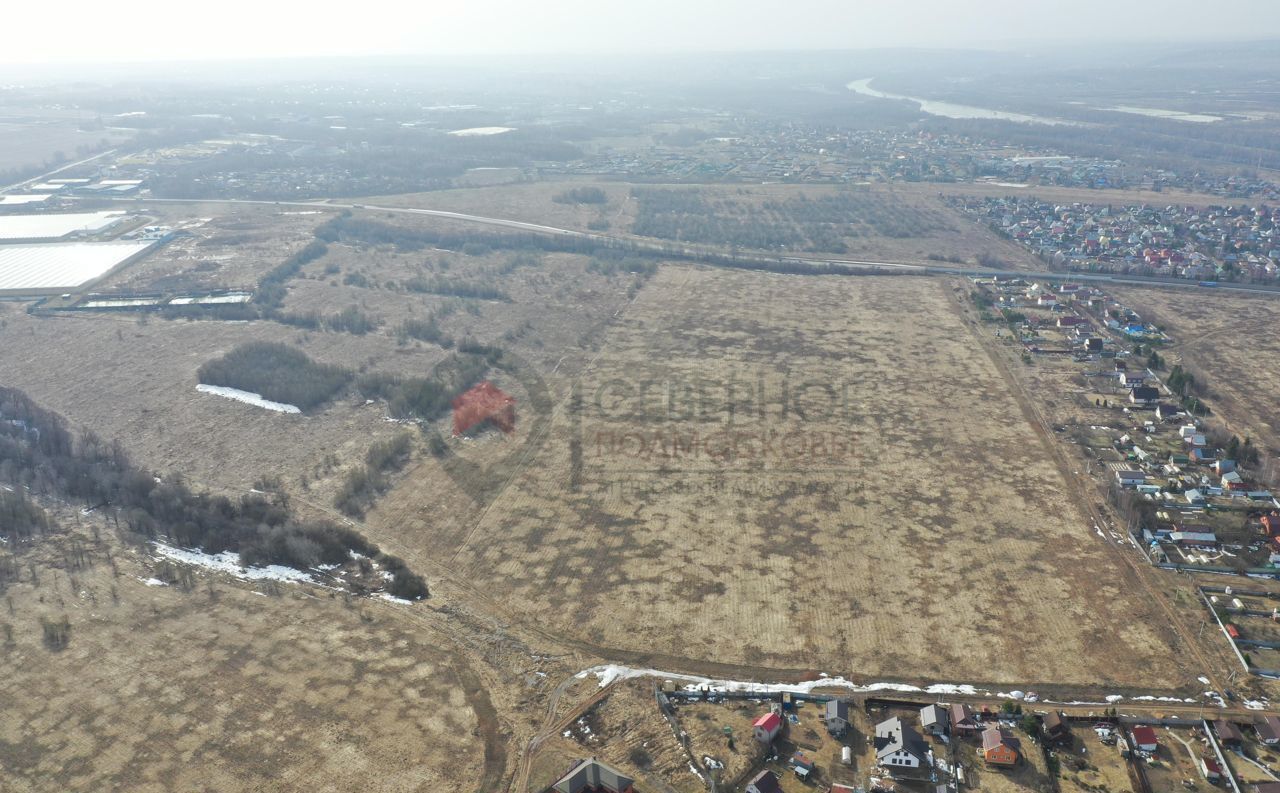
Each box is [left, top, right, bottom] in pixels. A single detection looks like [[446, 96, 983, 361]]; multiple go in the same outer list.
[[630, 188, 952, 253], [275, 305, 381, 335], [198, 342, 352, 411], [397, 314, 454, 347], [0, 489, 54, 543], [255, 240, 330, 310], [1165, 364, 1210, 417], [587, 257, 658, 277], [335, 433, 413, 518], [553, 186, 608, 205], [356, 351, 496, 420], [403, 275, 510, 302], [0, 387, 427, 598]]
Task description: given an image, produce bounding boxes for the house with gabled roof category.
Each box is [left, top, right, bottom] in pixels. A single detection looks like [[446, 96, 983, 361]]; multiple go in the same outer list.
[[1130, 386, 1160, 406], [875, 716, 930, 769], [553, 758, 635, 793], [1257, 715, 1280, 745], [1131, 725, 1158, 753], [951, 703, 980, 734], [826, 699, 850, 736], [1043, 711, 1070, 744], [753, 712, 782, 744], [921, 704, 946, 736], [745, 769, 782, 793], [1215, 719, 1244, 748], [981, 726, 1020, 766]]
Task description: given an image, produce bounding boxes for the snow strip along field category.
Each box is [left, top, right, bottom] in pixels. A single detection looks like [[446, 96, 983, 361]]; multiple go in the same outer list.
[[152, 542, 319, 585], [195, 384, 301, 414], [574, 665, 1205, 708]]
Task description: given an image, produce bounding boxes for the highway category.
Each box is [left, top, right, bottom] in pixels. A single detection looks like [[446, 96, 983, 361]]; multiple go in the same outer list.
[[91, 194, 1280, 297]]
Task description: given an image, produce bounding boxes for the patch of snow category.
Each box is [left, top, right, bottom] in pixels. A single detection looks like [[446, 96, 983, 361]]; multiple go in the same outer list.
[[139, 577, 167, 586], [449, 126, 516, 136], [1244, 699, 1267, 710], [196, 384, 301, 414], [1105, 695, 1124, 703], [1198, 676, 1211, 685], [377, 592, 416, 605], [152, 541, 317, 585]]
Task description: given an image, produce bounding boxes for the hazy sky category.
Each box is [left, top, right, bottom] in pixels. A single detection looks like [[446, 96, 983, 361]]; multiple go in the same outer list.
[[6, 0, 1280, 64]]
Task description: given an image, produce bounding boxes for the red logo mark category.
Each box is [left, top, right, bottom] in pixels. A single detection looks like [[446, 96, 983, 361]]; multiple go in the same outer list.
[[452, 381, 517, 436]]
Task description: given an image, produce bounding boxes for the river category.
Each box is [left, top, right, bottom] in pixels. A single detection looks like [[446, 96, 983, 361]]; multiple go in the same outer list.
[[846, 78, 1073, 125]]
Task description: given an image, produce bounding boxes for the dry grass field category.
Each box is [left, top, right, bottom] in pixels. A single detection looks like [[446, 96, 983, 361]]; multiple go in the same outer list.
[[103, 204, 331, 294], [365, 180, 1041, 267], [526, 681, 703, 793], [374, 266, 1190, 690], [0, 505, 484, 793], [1111, 286, 1280, 451], [0, 118, 132, 174], [0, 303, 439, 497]]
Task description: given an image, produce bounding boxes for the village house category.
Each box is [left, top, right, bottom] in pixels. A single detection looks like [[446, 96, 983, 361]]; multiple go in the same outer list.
[[951, 703, 980, 735], [1202, 756, 1222, 783], [753, 712, 782, 744], [825, 700, 850, 737], [1191, 447, 1217, 464], [744, 769, 783, 793], [1257, 715, 1280, 746], [1223, 470, 1247, 491], [920, 704, 947, 736], [1170, 530, 1218, 548], [1129, 386, 1160, 406], [1131, 725, 1159, 753], [1215, 720, 1244, 749], [981, 726, 1020, 766], [1043, 711, 1070, 744], [1261, 513, 1280, 538], [1116, 468, 1147, 488], [553, 759, 636, 793], [1186, 489, 1208, 506], [791, 751, 815, 782], [875, 717, 930, 770], [1120, 371, 1148, 388], [1155, 404, 1181, 422]]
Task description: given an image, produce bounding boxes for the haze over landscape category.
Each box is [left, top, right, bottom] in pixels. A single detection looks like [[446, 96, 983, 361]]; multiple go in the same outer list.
[[4, 3, 1280, 793]]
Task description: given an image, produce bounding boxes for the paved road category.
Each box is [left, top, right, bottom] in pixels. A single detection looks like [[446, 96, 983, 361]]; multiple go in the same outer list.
[[91, 194, 1280, 297]]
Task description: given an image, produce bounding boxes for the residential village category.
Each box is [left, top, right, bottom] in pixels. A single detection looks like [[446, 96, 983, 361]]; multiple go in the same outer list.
[[545, 676, 1280, 793], [968, 274, 1280, 685], [560, 121, 1280, 198], [954, 198, 1280, 284]]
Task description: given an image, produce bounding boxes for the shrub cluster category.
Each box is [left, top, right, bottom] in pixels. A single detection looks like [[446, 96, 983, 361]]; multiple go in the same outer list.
[[197, 342, 352, 411], [0, 387, 428, 598]]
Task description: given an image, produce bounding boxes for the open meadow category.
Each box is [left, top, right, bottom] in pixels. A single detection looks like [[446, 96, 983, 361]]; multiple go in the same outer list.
[[0, 503, 485, 793], [372, 266, 1192, 690], [1112, 286, 1280, 452], [367, 180, 1041, 267]]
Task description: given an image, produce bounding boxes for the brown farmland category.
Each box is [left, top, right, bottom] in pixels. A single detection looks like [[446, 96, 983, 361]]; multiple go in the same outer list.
[[378, 267, 1190, 689]]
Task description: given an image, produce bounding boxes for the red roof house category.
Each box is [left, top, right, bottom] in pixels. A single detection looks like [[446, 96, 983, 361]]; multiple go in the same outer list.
[[1131, 726, 1158, 753], [753, 712, 783, 744]]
